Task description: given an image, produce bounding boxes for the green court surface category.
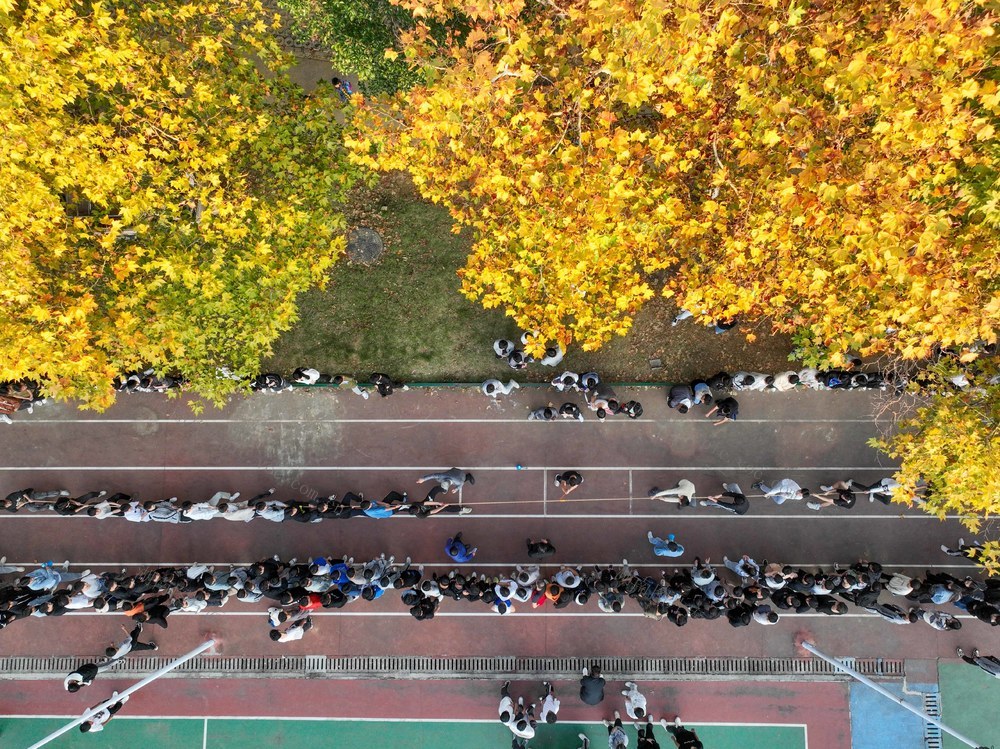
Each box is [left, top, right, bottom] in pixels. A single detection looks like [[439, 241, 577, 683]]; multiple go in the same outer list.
[[939, 662, 1000, 749], [0, 717, 806, 748]]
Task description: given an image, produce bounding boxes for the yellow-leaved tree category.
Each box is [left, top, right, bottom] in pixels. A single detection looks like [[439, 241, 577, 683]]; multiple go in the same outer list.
[[1, 0, 363, 408], [877, 380, 1000, 574], [347, 0, 999, 360]]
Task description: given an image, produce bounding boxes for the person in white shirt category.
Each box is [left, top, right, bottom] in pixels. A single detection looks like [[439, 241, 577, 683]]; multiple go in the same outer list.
[[770, 371, 801, 391], [79, 692, 128, 733], [540, 345, 564, 367], [149, 499, 186, 523], [539, 681, 560, 724], [514, 565, 541, 587], [269, 616, 312, 642], [123, 501, 151, 523], [291, 367, 321, 384], [797, 367, 823, 389], [482, 379, 520, 397], [648, 479, 697, 506], [255, 499, 288, 522], [752, 478, 809, 504], [218, 500, 256, 522], [622, 682, 647, 719], [551, 371, 579, 392], [753, 604, 779, 625], [499, 681, 516, 724], [554, 567, 582, 589], [731, 372, 769, 391]]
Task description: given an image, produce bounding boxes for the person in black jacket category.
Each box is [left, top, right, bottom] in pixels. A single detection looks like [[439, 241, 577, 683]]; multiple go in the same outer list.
[[580, 664, 605, 705]]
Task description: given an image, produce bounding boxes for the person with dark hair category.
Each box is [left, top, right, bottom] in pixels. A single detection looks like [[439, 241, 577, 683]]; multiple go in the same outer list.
[[622, 681, 647, 719], [105, 623, 157, 660], [647, 532, 684, 557], [691, 381, 713, 407], [539, 681, 560, 723], [700, 483, 749, 514], [648, 480, 696, 508], [704, 396, 739, 425], [64, 661, 105, 693], [808, 480, 857, 510], [527, 538, 556, 559], [482, 379, 520, 398], [636, 714, 662, 749], [494, 339, 515, 359], [555, 471, 585, 497], [370, 372, 403, 397], [445, 532, 477, 563], [529, 405, 559, 421], [416, 468, 475, 494], [551, 371, 580, 392], [662, 717, 703, 749], [269, 615, 313, 643], [79, 692, 129, 733], [559, 402, 585, 421], [498, 680, 516, 724], [752, 478, 809, 504], [667, 384, 693, 414], [580, 664, 606, 705], [620, 400, 644, 419]]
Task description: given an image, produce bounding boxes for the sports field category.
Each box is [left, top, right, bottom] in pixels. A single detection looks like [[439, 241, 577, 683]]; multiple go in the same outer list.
[[0, 717, 807, 749]]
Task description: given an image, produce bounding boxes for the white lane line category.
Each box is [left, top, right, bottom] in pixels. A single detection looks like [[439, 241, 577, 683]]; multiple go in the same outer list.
[[0, 465, 899, 472], [202, 717, 208, 749], [0, 513, 968, 520], [0, 716, 807, 728], [8, 418, 886, 424], [36, 610, 981, 620], [542, 469, 548, 517], [1, 561, 977, 569]]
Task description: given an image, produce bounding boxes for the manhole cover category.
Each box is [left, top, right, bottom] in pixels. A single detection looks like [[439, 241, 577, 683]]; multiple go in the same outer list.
[[346, 227, 384, 264]]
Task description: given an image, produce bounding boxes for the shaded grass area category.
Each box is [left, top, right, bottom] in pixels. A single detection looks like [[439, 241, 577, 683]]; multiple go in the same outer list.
[[266, 173, 796, 383]]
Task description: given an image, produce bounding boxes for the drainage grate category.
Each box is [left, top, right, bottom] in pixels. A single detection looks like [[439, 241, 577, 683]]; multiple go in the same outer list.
[[923, 690, 943, 749], [0, 655, 904, 682]]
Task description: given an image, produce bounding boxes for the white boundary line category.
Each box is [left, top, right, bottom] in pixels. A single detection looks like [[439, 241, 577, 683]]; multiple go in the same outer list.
[[0, 513, 969, 519], [0, 561, 978, 569], [202, 717, 208, 749], [22, 610, 979, 620], [0, 715, 809, 729], [8, 417, 883, 424], [0, 465, 899, 471]]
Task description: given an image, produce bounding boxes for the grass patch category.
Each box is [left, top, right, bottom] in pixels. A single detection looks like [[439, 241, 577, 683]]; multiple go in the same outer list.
[[265, 172, 796, 383]]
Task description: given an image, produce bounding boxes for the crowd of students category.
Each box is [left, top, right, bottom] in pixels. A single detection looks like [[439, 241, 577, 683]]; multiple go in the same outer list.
[[5, 549, 995, 637]]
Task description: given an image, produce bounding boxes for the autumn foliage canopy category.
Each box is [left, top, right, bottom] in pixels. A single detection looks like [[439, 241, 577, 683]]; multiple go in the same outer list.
[[348, 0, 999, 362]]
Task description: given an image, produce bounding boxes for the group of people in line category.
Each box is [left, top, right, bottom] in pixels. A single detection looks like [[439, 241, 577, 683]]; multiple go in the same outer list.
[[4, 544, 996, 637], [500, 675, 703, 748], [1, 470, 476, 522], [483, 368, 646, 422]]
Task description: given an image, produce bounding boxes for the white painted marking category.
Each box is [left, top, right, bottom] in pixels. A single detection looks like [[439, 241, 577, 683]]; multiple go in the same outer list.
[[0, 465, 899, 472], [0, 561, 978, 569], [8, 417, 884, 424], [33, 610, 980, 620], [0, 715, 808, 729], [202, 717, 208, 749]]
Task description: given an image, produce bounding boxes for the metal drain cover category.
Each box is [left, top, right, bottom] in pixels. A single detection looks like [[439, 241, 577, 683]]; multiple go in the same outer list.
[[347, 227, 384, 264]]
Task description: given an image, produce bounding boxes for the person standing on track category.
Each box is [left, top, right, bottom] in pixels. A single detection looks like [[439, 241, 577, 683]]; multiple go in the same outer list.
[[416, 468, 475, 494], [527, 538, 557, 559], [539, 681, 561, 723], [555, 470, 584, 497], [662, 717, 703, 749], [605, 710, 629, 748], [445, 532, 477, 562], [105, 623, 157, 660], [580, 664, 606, 705], [956, 647, 1000, 677], [79, 692, 129, 733], [622, 681, 647, 719], [647, 532, 685, 557], [636, 715, 661, 749]]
